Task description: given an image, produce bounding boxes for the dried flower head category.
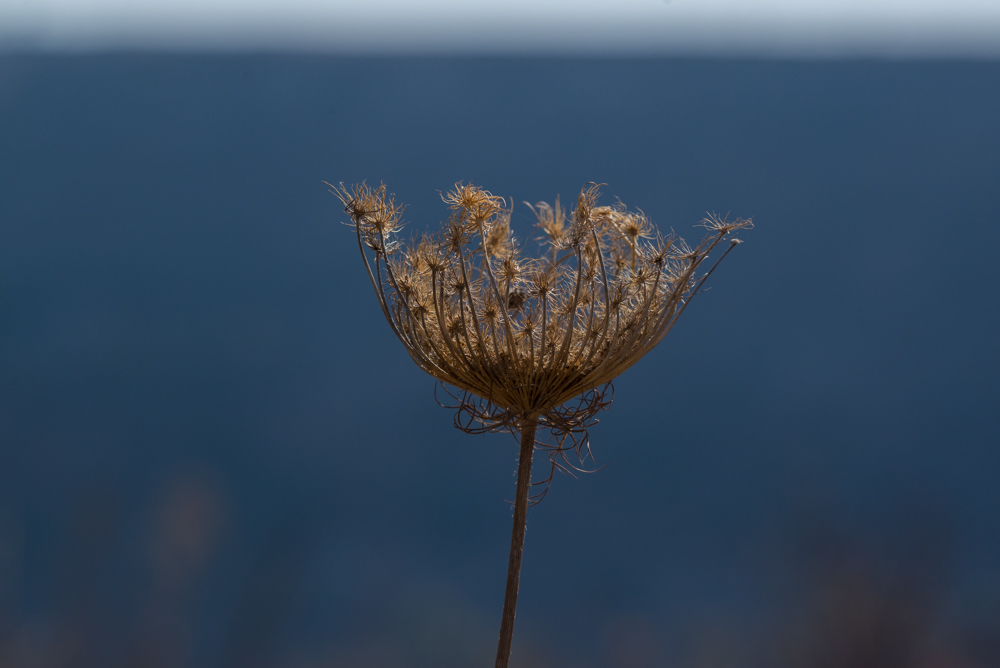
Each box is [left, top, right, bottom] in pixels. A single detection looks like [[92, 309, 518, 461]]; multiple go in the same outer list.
[[330, 180, 751, 498]]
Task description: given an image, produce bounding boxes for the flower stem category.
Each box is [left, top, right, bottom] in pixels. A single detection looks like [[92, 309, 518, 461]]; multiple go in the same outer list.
[[494, 417, 537, 668]]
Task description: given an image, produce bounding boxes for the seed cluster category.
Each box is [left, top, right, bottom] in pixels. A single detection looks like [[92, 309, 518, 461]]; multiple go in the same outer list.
[[333, 181, 750, 497]]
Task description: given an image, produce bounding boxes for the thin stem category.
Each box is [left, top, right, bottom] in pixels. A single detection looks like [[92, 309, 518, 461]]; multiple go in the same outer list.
[[495, 417, 537, 668]]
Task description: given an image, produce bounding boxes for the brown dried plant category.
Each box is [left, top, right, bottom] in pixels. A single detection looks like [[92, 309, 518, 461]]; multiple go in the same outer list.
[[330, 180, 751, 668]]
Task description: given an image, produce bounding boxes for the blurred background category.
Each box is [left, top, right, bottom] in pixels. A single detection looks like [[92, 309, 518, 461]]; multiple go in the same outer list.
[[1, 2, 999, 667]]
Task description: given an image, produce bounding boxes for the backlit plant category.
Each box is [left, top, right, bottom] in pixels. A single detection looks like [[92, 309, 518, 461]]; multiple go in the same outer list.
[[331, 181, 750, 668]]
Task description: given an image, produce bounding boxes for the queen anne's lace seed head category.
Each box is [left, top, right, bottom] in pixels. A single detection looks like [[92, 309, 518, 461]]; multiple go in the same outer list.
[[331, 180, 751, 502]]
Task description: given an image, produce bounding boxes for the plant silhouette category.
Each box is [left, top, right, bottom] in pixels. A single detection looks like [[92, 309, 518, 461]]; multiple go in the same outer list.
[[331, 181, 750, 668]]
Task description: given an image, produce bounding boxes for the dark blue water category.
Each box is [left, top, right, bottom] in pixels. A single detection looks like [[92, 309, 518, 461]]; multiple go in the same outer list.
[[1, 55, 998, 667]]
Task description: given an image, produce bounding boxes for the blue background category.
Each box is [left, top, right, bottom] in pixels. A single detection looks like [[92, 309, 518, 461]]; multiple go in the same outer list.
[[1, 55, 999, 667]]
